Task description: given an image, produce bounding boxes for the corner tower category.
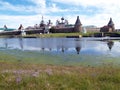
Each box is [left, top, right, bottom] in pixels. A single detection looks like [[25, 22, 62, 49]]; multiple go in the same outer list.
[[107, 18, 115, 32], [74, 16, 82, 32]]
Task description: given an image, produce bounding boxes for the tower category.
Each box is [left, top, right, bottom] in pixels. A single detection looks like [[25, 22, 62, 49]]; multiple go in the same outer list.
[[61, 17, 64, 23], [74, 16, 82, 32], [107, 18, 115, 32], [100, 18, 115, 32], [40, 16, 45, 27]]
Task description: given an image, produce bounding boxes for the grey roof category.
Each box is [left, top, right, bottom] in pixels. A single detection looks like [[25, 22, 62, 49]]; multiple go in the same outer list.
[[75, 16, 82, 25], [108, 18, 114, 26]]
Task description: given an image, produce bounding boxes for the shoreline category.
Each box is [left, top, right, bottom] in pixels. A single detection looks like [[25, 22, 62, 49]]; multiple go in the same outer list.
[[0, 32, 120, 38]]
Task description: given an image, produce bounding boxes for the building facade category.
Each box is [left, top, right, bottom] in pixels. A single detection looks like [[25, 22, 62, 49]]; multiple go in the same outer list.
[[50, 16, 82, 33], [25, 16, 52, 33]]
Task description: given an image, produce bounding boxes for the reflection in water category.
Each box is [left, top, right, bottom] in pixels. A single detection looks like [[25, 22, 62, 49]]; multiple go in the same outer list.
[[19, 38, 24, 50], [2, 38, 81, 54], [107, 40, 114, 51], [76, 46, 81, 54], [41, 48, 45, 51], [1, 38, 120, 66], [75, 41, 81, 54], [4, 38, 8, 48], [49, 48, 52, 51], [1, 38, 120, 56], [61, 46, 65, 53]]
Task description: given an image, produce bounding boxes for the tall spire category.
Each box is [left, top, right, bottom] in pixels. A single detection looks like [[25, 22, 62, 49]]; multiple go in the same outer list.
[[42, 16, 43, 20], [41, 16, 44, 24], [61, 17, 64, 23]]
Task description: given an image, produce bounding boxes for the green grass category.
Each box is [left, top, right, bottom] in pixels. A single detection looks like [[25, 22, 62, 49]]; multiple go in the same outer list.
[[0, 32, 94, 38], [1, 32, 120, 38], [21, 32, 94, 38], [0, 62, 120, 90], [0, 51, 120, 90]]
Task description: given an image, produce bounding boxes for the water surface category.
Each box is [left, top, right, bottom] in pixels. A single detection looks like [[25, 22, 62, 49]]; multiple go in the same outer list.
[[0, 38, 120, 66]]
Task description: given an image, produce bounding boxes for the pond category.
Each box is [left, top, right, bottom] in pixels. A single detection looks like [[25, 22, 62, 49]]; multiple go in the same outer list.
[[0, 37, 120, 66]]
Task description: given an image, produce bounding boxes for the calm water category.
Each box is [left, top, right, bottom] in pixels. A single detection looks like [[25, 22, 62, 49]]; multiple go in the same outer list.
[[0, 37, 120, 66]]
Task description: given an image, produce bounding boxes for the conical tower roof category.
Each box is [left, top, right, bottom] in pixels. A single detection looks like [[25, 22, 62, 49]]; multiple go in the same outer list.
[[107, 41, 114, 51], [75, 46, 81, 54], [108, 18, 114, 26], [75, 16, 82, 26]]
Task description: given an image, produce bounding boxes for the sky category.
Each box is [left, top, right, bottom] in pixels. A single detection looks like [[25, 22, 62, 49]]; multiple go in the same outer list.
[[0, 0, 120, 29]]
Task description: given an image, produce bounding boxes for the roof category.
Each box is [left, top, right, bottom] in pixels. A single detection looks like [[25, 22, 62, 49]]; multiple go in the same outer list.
[[75, 16, 82, 26], [0, 28, 15, 31], [108, 18, 114, 26]]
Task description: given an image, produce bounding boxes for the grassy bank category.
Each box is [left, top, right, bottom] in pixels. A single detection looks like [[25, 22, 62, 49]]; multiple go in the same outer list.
[[17, 32, 120, 38], [0, 32, 94, 38], [21, 32, 120, 38], [22, 33, 94, 38], [1, 32, 120, 38], [0, 62, 120, 90]]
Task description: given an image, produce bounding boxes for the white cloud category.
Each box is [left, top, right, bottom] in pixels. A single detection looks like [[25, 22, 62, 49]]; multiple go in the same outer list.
[[0, 0, 69, 14], [51, 0, 120, 28], [0, 1, 34, 12], [0, 15, 40, 28], [0, 0, 48, 14], [48, 3, 70, 13], [51, 0, 119, 7], [28, 0, 47, 14], [0, 14, 62, 28], [0, 0, 120, 29], [0, 14, 118, 29]]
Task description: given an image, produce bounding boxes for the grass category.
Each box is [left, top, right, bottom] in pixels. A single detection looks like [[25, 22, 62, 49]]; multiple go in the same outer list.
[[0, 32, 95, 39], [20, 32, 94, 38], [1, 32, 120, 38], [23, 33, 81, 38], [21, 32, 120, 38], [0, 62, 120, 90], [0, 51, 120, 90]]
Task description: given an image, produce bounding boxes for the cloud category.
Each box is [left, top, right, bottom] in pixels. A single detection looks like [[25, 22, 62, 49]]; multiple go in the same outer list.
[[51, 0, 119, 7], [29, 0, 46, 7], [51, 0, 120, 15], [51, 0, 120, 28], [28, 0, 47, 14], [0, 15, 40, 28], [0, 0, 120, 29], [0, 0, 48, 14], [0, 14, 62, 28], [0, 1, 33, 12], [0, 0, 70, 15]]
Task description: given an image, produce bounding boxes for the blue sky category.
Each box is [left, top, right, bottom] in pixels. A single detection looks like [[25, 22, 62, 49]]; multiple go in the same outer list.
[[0, 0, 120, 28]]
